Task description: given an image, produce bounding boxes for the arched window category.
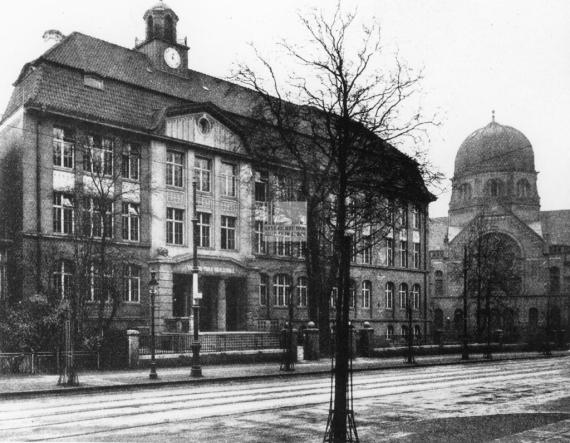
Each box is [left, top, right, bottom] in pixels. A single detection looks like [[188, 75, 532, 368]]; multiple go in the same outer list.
[[385, 282, 394, 309], [146, 16, 154, 40], [549, 267, 560, 294], [164, 15, 175, 42], [454, 309, 463, 331], [434, 270, 444, 296], [361, 280, 371, 309], [259, 273, 269, 306], [517, 179, 531, 198], [434, 308, 444, 329], [487, 179, 504, 197], [401, 325, 408, 338], [386, 325, 394, 339], [53, 260, 73, 299], [399, 283, 408, 309], [411, 284, 421, 310], [459, 183, 472, 201], [349, 279, 356, 308], [297, 277, 308, 307], [528, 307, 538, 329], [273, 274, 290, 307], [414, 325, 421, 337]]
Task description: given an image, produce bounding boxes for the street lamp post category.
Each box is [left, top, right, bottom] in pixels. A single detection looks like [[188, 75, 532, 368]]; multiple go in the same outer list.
[[148, 272, 158, 380], [191, 180, 202, 377], [462, 245, 469, 360]]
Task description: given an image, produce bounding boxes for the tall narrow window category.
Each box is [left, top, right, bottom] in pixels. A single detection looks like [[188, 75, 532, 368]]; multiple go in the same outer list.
[[386, 238, 394, 266], [550, 267, 561, 294], [53, 127, 74, 169], [400, 206, 408, 229], [220, 162, 237, 197], [53, 260, 73, 299], [435, 270, 444, 296], [83, 198, 113, 238], [412, 284, 421, 310], [166, 150, 184, 187], [197, 212, 210, 247], [53, 193, 74, 234], [253, 220, 266, 254], [385, 282, 394, 309], [412, 206, 421, 230], [400, 240, 408, 268], [254, 170, 268, 202], [273, 274, 290, 307], [297, 277, 308, 307], [123, 265, 140, 302], [122, 203, 140, 242], [259, 274, 268, 306], [361, 235, 372, 264], [386, 325, 394, 339], [275, 235, 292, 256], [330, 287, 338, 308], [362, 280, 371, 309], [221, 216, 236, 250], [399, 283, 408, 309], [194, 156, 211, 192], [349, 280, 356, 308], [413, 242, 421, 269], [122, 143, 140, 181], [166, 208, 184, 245]]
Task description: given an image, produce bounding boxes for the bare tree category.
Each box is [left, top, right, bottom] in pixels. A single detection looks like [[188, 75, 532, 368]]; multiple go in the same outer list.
[[232, 4, 438, 440]]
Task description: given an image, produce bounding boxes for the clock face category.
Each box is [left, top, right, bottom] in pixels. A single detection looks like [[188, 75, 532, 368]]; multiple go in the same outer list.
[[164, 47, 181, 69]]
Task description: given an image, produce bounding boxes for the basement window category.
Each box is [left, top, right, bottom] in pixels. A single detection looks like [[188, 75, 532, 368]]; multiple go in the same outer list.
[[84, 74, 104, 90]]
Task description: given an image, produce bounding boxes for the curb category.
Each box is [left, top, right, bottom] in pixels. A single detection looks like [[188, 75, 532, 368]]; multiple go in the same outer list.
[[0, 352, 565, 400]]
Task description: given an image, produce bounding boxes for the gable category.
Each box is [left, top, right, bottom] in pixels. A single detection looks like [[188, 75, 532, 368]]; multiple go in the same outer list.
[[165, 112, 243, 153]]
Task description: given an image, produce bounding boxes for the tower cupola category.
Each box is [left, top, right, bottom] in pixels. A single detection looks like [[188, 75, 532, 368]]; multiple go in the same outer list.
[[143, 1, 179, 45]]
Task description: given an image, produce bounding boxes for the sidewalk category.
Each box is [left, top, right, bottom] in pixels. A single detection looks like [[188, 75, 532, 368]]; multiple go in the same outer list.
[[0, 350, 566, 399]]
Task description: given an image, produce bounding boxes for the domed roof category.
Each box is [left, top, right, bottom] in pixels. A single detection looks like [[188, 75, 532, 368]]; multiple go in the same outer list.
[[144, 1, 178, 19], [454, 119, 535, 177]]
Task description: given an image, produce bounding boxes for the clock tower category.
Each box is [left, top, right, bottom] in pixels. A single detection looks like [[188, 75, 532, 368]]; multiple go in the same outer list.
[[136, 1, 189, 73]]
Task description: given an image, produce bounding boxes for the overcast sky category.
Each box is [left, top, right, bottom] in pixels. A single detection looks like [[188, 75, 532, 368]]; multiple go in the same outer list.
[[1, 0, 569, 217]]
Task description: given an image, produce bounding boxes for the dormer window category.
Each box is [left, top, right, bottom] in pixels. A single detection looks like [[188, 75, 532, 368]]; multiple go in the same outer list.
[[84, 74, 104, 90]]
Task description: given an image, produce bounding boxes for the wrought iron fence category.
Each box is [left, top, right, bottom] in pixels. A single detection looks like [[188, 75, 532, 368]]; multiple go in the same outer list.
[[139, 331, 281, 355], [0, 351, 100, 374]]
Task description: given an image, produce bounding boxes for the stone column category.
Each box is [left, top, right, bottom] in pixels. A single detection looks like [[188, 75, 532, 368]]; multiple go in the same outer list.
[[217, 278, 227, 331]]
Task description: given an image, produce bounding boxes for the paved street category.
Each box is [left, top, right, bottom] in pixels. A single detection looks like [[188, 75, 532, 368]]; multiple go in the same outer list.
[[0, 357, 569, 442]]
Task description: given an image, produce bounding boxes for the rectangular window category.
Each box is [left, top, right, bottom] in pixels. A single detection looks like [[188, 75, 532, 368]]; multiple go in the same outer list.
[[84, 74, 104, 90], [400, 240, 408, 268], [197, 212, 211, 248], [361, 235, 372, 264], [273, 275, 289, 307], [259, 275, 268, 306], [400, 206, 408, 230], [194, 156, 211, 192], [386, 238, 394, 266], [220, 162, 237, 197], [275, 236, 292, 256], [53, 193, 74, 234], [413, 242, 421, 269], [330, 287, 338, 309], [123, 265, 140, 302], [122, 203, 140, 242], [297, 277, 308, 307], [254, 170, 268, 202], [83, 198, 113, 238], [221, 215, 236, 250], [362, 281, 371, 308], [295, 241, 306, 259], [83, 135, 113, 175], [122, 143, 140, 181], [53, 127, 74, 169], [166, 208, 184, 245], [253, 220, 266, 254], [166, 150, 184, 187]]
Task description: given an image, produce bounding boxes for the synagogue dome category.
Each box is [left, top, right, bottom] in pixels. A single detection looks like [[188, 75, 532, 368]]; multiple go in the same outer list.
[[454, 119, 535, 177]]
